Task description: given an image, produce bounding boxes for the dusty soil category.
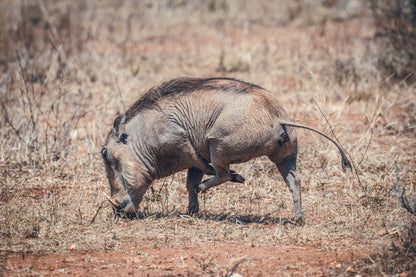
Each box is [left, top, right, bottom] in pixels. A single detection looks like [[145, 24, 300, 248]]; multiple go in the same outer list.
[[1, 242, 363, 276]]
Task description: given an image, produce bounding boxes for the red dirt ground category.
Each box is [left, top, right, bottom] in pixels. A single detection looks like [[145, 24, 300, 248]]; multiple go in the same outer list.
[[1, 243, 363, 276]]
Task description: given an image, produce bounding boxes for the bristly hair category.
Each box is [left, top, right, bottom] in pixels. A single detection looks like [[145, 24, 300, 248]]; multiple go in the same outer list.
[[123, 77, 264, 122]]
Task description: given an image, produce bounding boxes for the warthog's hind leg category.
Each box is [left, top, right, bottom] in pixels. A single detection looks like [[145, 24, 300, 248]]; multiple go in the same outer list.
[[269, 155, 304, 225], [194, 141, 245, 193], [203, 164, 245, 183], [195, 167, 245, 193]]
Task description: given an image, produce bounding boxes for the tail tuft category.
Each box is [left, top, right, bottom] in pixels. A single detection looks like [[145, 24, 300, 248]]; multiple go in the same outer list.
[[280, 120, 353, 172]]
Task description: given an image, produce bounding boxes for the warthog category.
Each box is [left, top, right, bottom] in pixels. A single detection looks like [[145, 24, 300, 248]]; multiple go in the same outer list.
[[101, 77, 351, 222]]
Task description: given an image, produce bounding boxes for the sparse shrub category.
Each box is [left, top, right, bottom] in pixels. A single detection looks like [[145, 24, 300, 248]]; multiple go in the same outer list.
[[370, 0, 416, 81], [0, 1, 90, 165], [0, 58, 88, 164], [0, 1, 87, 76]]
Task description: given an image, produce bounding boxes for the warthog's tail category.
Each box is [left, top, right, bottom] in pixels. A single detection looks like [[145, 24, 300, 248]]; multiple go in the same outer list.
[[280, 120, 352, 171]]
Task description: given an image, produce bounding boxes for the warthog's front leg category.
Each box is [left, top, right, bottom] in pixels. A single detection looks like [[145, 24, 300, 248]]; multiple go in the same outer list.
[[186, 167, 203, 214]]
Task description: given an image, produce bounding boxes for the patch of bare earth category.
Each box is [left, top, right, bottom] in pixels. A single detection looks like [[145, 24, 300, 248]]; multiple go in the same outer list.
[[2, 242, 364, 276]]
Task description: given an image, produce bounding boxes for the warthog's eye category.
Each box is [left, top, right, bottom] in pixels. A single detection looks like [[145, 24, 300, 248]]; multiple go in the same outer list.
[[278, 128, 289, 145], [117, 133, 128, 144]]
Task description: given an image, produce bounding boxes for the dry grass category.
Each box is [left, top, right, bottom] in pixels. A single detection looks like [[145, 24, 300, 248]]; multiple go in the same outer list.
[[1, 0, 415, 275]]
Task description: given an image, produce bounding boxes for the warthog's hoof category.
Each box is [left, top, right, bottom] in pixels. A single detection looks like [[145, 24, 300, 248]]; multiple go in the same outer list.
[[187, 205, 199, 215], [231, 173, 245, 183], [292, 215, 305, 226]]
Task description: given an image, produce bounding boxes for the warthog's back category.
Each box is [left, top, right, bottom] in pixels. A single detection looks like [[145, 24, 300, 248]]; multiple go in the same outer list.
[[124, 77, 266, 122], [123, 77, 296, 164]]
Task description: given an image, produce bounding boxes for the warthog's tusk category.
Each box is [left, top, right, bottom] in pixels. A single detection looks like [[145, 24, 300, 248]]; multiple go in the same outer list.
[[104, 193, 121, 209]]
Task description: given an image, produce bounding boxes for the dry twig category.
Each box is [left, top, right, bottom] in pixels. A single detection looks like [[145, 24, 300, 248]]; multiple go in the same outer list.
[[89, 199, 108, 225]]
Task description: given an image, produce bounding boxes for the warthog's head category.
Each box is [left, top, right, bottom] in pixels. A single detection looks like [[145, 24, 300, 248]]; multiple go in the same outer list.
[[101, 114, 128, 213], [101, 114, 148, 218]]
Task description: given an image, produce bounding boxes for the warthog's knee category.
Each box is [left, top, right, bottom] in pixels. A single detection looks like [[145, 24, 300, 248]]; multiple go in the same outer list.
[[195, 170, 245, 193]]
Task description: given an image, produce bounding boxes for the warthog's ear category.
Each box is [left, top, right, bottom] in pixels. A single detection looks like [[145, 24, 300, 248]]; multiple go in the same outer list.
[[101, 147, 108, 159], [112, 114, 128, 143]]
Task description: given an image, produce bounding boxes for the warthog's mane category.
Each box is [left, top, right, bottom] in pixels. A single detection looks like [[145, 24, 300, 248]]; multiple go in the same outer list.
[[123, 77, 264, 123]]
